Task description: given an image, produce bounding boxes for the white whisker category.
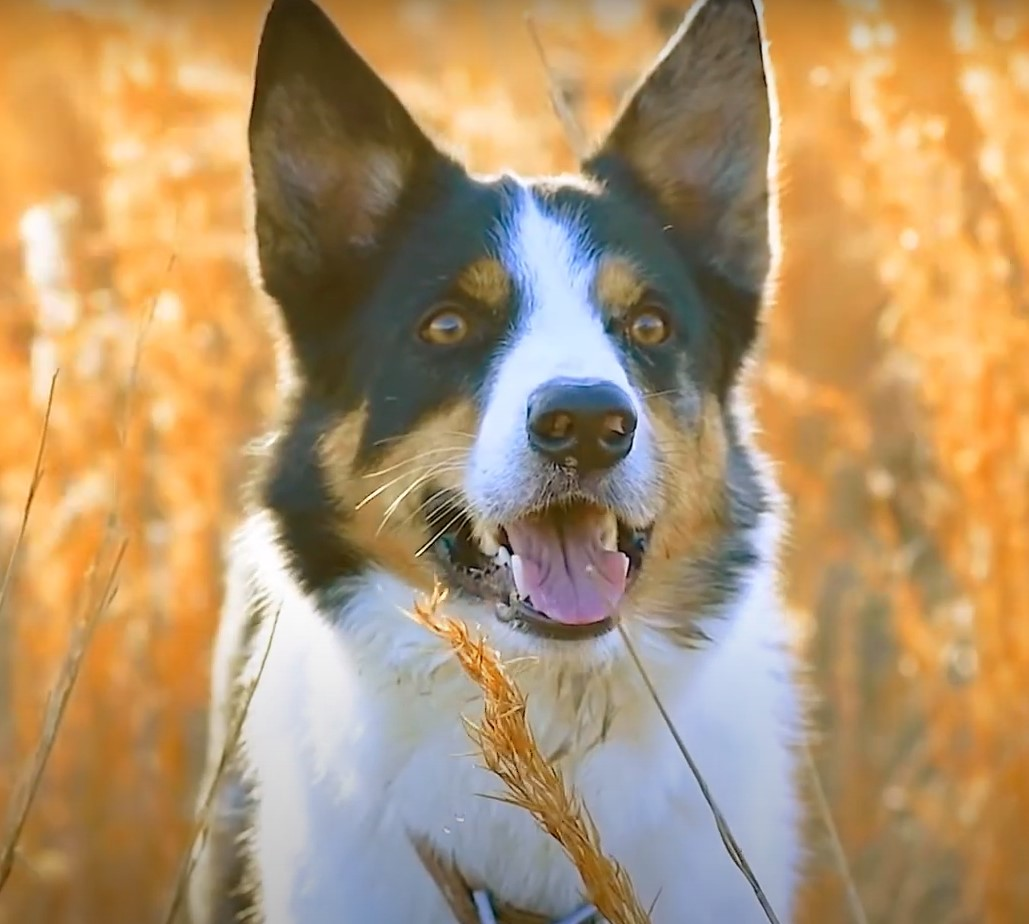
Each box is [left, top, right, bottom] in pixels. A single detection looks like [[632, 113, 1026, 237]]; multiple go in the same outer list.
[[402, 486, 462, 529], [362, 445, 470, 479], [376, 462, 466, 535], [354, 471, 411, 511], [416, 508, 468, 558], [369, 431, 476, 451], [355, 460, 464, 513]]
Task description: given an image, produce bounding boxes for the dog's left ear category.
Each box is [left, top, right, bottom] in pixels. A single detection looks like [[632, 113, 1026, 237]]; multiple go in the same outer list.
[[586, 0, 775, 293]]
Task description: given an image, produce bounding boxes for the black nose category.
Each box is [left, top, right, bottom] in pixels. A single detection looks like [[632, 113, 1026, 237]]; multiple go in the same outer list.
[[526, 377, 638, 472]]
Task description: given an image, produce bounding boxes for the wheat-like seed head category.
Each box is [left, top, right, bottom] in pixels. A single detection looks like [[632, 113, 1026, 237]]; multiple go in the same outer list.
[[409, 584, 652, 924]]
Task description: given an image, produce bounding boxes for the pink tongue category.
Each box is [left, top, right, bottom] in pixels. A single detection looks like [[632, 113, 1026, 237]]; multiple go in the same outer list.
[[504, 515, 629, 626]]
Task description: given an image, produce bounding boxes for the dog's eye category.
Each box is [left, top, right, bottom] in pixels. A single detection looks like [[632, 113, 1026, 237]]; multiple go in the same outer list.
[[627, 305, 671, 346], [419, 304, 470, 346]]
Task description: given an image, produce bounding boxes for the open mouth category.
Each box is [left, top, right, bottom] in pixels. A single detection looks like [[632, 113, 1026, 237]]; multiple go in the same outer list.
[[426, 490, 651, 641]]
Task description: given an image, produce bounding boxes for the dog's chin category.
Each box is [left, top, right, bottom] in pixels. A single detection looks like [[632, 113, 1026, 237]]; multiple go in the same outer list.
[[423, 488, 653, 643]]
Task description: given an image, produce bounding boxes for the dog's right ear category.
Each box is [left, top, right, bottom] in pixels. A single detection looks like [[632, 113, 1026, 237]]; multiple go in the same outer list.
[[248, 0, 451, 327]]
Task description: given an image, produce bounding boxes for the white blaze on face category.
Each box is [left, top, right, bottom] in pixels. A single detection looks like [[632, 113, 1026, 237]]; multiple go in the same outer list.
[[466, 184, 656, 522]]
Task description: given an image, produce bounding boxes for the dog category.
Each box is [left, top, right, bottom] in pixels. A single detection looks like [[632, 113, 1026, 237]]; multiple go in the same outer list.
[[188, 0, 806, 921]]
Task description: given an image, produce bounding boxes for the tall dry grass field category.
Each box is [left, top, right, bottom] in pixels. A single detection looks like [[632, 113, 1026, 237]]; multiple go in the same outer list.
[[0, 1, 1026, 922]]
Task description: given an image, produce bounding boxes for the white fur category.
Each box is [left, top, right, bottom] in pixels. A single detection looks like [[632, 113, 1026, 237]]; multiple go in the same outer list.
[[234, 508, 803, 924], [468, 187, 660, 528]]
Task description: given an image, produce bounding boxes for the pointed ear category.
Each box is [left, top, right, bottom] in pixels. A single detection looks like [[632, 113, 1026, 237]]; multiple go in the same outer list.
[[248, 0, 451, 306], [585, 0, 776, 292]]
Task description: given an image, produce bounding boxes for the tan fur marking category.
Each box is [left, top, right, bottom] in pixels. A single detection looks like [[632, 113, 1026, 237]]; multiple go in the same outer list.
[[629, 396, 733, 629], [319, 403, 478, 590], [455, 258, 511, 309], [318, 406, 368, 478], [593, 254, 646, 319]]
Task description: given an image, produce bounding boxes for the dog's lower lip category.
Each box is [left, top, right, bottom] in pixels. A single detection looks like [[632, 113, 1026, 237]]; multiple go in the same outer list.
[[495, 598, 617, 640]]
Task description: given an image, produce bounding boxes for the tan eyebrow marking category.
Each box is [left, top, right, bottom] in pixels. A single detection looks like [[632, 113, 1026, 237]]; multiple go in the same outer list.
[[594, 253, 647, 318], [454, 257, 511, 308]]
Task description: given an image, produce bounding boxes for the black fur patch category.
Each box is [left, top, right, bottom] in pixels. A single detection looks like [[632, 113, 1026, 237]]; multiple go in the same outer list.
[[254, 398, 368, 597], [534, 176, 763, 399]]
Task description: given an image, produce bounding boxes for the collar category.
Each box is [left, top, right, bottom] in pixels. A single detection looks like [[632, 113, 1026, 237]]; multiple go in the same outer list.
[[411, 835, 559, 924]]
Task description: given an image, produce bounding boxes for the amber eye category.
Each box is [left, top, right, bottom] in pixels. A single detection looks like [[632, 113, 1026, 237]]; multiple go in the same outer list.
[[627, 305, 671, 346], [419, 305, 470, 346]]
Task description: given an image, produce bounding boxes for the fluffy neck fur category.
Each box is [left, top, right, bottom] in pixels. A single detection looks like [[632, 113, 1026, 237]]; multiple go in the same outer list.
[[225, 502, 803, 924]]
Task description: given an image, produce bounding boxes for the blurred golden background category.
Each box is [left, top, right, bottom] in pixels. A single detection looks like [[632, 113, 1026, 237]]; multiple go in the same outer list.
[[0, 1, 1026, 922]]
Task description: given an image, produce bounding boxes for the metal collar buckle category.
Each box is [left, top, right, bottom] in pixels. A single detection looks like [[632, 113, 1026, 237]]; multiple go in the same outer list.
[[472, 890, 598, 924]]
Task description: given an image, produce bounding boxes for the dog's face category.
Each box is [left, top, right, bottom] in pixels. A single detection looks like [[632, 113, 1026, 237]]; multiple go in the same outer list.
[[250, 0, 776, 654]]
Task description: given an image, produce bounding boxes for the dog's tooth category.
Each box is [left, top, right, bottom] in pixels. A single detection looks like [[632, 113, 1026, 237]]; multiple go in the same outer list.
[[511, 554, 527, 598], [495, 545, 511, 568], [478, 529, 500, 557], [599, 511, 618, 551]]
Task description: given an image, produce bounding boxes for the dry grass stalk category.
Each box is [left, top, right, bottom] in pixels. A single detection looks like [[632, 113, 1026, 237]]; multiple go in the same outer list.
[[0, 372, 56, 629], [615, 624, 782, 924], [802, 742, 869, 924], [159, 604, 281, 924], [0, 534, 127, 894], [0, 372, 58, 892], [523, 14, 589, 158], [0, 275, 157, 896], [410, 585, 651, 924], [0, 273, 156, 892]]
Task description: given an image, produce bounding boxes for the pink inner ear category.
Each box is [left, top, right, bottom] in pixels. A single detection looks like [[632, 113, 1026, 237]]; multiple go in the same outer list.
[[250, 0, 445, 261], [258, 84, 411, 249]]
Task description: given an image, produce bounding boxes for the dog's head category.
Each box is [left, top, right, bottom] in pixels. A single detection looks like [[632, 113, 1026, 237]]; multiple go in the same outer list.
[[249, 0, 778, 655]]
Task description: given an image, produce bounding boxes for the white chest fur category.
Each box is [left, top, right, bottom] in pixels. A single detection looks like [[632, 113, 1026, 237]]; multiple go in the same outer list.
[[240, 544, 803, 924]]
